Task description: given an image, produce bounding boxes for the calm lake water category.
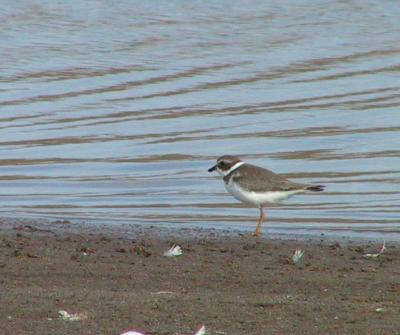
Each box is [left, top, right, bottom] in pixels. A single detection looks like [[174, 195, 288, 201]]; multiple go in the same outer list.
[[1, 1, 399, 237]]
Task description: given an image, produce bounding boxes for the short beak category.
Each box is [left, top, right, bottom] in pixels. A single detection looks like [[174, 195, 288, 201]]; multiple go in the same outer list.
[[208, 164, 217, 172]]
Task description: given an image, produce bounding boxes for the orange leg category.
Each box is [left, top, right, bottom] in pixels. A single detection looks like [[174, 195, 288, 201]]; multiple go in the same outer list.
[[252, 206, 265, 236]]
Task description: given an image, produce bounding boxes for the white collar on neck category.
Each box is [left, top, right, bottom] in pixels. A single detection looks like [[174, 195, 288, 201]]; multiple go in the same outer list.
[[219, 161, 244, 176]]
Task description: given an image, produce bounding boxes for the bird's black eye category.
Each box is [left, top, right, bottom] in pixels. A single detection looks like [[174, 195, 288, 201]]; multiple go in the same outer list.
[[218, 161, 225, 168]]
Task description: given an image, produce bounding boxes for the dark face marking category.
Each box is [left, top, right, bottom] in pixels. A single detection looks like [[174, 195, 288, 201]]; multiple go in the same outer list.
[[217, 160, 230, 171], [208, 155, 242, 174]]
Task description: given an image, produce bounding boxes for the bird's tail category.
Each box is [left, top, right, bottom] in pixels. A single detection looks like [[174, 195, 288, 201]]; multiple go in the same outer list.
[[305, 185, 325, 192]]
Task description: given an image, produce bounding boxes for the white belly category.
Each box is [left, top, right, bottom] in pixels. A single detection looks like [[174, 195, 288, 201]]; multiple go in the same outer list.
[[225, 180, 303, 206]]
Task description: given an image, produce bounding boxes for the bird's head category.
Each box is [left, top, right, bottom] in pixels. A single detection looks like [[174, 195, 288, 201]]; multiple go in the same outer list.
[[208, 155, 243, 177]]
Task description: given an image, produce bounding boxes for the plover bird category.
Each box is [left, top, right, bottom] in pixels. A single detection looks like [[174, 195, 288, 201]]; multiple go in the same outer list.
[[208, 155, 324, 236]]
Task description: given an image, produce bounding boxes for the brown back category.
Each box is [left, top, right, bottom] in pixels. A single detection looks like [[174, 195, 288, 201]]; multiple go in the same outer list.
[[224, 163, 307, 192]]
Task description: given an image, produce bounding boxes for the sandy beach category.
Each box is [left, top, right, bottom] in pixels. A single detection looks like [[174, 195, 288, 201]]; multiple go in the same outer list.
[[0, 218, 399, 335]]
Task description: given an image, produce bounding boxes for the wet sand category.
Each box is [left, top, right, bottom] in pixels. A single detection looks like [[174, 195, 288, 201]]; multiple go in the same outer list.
[[0, 219, 399, 335]]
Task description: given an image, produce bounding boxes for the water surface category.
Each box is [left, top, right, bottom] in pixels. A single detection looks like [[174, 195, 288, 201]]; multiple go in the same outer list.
[[1, 0, 400, 237]]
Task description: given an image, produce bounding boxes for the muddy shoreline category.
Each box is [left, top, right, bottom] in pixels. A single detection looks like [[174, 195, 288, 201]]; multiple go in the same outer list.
[[0, 218, 399, 334]]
